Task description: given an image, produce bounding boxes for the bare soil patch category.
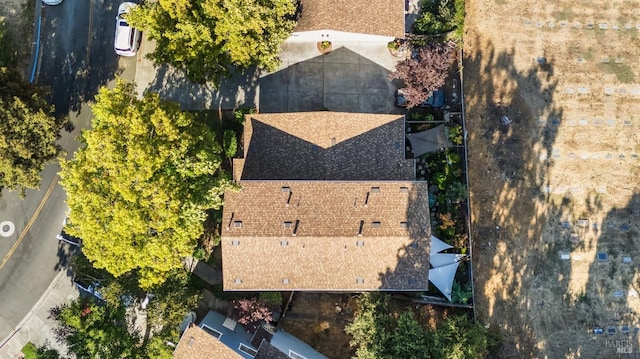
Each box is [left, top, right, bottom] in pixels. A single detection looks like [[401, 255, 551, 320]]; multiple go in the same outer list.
[[280, 293, 356, 359], [464, 0, 640, 357]]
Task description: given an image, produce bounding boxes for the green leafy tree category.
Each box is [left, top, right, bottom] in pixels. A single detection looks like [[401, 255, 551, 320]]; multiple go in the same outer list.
[[50, 298, 143, 358], [127, 0, 297, 84], [413, 0, 465, 41], [346, 294, 499, 359], [61, 80, 234, 289], [143, 270, 201, 352], [344, 293, 393, 359], [70, 251, 201, 358], [0, 20, 65, 195], [389, 311, 429, 359], [223, 129, 238, 159], [429, 315, 494, 359]]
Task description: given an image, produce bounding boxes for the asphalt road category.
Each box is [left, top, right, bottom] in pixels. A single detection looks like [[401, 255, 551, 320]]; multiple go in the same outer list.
[[0, 0, 137, 340]]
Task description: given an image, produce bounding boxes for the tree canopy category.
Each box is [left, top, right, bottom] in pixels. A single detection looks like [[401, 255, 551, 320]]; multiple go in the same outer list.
[[50, 298, 143, 358], [60, 80, 233, 289], [68, 252, 201, 358], [0, 21, 65, 195], [127, 0, 297, 85], [389, 42, 453, 109], [345, 293, 500, 359]]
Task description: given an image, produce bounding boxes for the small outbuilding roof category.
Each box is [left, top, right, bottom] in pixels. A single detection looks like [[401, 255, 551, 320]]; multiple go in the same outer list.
[[173, 324, 243, 359]]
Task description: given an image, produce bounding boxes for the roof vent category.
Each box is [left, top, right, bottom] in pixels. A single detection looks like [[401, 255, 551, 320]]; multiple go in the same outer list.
[[371, 186, 380, 193], [356, 278, 365, 284], [356, 240, 365, 247], [372, 221, 381, 228], [188, 337, 195, 347], [233, 220, 243, 228], [400, 186, 409, 193], [358, 220, 364, 236], [400, 221, 408, 228], [281, 240, 289, 247], [331, 137, 336, 146], [281, 186, 290, 193], [231, 240, 240, 246], [292, 220, 300, 236], [282, 278, 290, 284], [283, 221, 293, 228], [286, 191, 293, 206], [234, 278, 242, 284]]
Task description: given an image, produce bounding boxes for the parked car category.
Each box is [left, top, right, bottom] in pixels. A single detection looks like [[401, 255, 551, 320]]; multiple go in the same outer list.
[[395, 88, 445, 108], [42, 0, 63, 5], [114, 2, 141, 57]]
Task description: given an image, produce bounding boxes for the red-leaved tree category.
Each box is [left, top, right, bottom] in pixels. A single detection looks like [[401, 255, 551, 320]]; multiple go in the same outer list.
[[229, 298, 273, 332], [389, 42, 453, 108]]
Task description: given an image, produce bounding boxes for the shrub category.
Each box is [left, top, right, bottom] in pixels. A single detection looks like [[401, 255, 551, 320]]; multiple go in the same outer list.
[[233, 106, 256, 125], [229, 298, 273, 332], [223, 130, 238, 159], [445, 125, 463, 144], [259, 291, 283, 305], [413, 0, 465, 42], [389, 42, 453, 108]]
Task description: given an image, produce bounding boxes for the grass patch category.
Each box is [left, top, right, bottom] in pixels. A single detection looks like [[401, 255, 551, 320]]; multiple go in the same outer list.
[[21, 342, 38, 359], [582, 47, 594, 61], [552, 8, 572, 21], [593, 28, 606, 43], [597, 62, 635, 83], [495, 0, 507, 5]]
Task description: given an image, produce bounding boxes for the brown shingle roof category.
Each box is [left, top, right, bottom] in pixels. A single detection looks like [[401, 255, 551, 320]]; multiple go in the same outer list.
[[222, 181, 430, 291], [173, 325, 243, 359], [294, 0, 405, 38], [236, 112, 414, 181]]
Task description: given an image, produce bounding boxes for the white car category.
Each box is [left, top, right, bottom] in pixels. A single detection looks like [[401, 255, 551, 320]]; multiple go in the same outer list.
[[114, 2, 141, 57], [42, 0, 63, 5]]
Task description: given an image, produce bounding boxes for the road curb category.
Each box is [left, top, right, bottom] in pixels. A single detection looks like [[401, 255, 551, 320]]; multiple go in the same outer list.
[[0, 269, 67, 351], [28, 0, 43, 83]]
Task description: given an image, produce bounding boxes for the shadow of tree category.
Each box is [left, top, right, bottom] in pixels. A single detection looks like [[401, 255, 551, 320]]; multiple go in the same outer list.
[[39, 1, 122, 117], [144, 64, 259, 111], [463, 32, 570, 356]]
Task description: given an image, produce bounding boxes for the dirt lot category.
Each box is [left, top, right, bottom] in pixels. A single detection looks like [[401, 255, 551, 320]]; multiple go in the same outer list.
[[464, 0, 640, 357]]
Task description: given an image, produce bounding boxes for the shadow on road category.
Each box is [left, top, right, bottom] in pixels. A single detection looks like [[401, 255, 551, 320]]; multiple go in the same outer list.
[[39, 1, 122, 117]]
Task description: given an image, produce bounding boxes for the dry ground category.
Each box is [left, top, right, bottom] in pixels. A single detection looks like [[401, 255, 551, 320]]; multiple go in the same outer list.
[[464, 0, 640, 357], [280, 293, 357, 359]]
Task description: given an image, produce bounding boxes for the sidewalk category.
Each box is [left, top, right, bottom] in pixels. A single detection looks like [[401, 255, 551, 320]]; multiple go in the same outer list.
[[0, 270, 79, 358], [133, 33, 259, 111]]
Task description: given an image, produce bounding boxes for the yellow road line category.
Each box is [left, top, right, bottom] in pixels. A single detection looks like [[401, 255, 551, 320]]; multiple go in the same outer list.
[[0, 175, 59, 271]]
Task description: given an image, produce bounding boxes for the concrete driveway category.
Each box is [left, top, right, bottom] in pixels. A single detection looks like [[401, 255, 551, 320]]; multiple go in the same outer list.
[[260, 41, 404, 114]]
